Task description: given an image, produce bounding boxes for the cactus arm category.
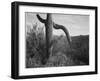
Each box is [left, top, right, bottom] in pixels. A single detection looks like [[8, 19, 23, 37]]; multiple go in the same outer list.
[[36, 14, 46, 23], [53, 22, 72, 47]]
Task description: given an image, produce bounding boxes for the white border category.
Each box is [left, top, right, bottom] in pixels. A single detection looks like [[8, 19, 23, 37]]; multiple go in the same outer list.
[[19, 5, 95, 76]]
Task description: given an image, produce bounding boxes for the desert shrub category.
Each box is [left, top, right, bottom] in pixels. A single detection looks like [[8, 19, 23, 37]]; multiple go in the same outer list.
[[26, 24, 46, 68]]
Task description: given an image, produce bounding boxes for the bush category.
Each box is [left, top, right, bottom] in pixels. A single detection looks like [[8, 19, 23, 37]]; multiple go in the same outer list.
[[26, 24, 46, 68]]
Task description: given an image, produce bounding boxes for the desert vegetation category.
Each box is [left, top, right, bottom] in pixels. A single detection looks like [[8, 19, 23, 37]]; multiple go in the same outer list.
[[26, 13, 89, 68], [26, 23, 89, 68]]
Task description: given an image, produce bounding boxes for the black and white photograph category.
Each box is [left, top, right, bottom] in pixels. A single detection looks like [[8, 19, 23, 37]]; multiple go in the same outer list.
[[11, 1, 97, 79], [25, 12, 89, 68]]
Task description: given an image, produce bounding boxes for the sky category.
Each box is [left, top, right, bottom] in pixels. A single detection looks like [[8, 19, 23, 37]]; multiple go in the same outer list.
[[25, 12, 89, 36]]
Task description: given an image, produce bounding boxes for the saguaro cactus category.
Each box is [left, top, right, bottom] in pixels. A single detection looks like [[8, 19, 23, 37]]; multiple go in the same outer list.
[[37, 13, 53, 64], [37, 13, 71, 64]]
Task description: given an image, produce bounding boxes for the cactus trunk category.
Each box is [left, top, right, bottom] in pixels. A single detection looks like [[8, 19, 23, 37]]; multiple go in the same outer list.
[[37, 13, 53, 64], [45, 14, 53, 59]]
